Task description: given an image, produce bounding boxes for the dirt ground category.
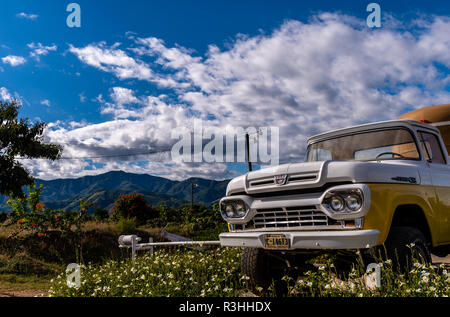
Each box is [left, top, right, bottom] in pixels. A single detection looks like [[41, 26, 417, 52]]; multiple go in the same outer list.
[[0, 290, 47, 297]]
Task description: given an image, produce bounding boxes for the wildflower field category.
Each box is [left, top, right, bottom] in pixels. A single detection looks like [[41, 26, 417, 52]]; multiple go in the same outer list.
[[49, 247, 245, 297], [49, 247, 449, 297]]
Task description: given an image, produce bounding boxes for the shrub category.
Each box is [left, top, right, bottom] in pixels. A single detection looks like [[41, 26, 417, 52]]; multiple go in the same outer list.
[[113, 217, 137, 236], [5, 184, 74, 237], [112, 194, 156, 224], [93, 208, 109, 221]]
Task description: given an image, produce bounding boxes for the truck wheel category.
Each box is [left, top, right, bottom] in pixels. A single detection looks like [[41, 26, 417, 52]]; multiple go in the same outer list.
[[384, 226, 431, 271], [241, 248, 286, 293]]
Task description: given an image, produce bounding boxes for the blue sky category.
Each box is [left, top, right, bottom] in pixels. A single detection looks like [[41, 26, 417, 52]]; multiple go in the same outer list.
[[1, 1, 450, 180]]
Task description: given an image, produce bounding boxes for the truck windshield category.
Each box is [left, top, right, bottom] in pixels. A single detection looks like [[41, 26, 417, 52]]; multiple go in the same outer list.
[[307, 128, 420, 162]]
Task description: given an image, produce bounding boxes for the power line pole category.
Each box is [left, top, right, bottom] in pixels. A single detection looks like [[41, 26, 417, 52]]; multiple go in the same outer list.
[[246, 132, 253, 172]]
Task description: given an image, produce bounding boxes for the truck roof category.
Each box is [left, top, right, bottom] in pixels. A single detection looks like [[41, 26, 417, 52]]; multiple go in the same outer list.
[[307, 119, 439, 145]]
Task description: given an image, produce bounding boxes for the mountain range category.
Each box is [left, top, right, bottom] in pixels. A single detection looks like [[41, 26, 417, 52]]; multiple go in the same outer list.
[[0, 171, 230, 212]]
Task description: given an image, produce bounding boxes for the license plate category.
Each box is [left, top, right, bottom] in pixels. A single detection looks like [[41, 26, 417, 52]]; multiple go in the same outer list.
[[264, 234, 290, 250]]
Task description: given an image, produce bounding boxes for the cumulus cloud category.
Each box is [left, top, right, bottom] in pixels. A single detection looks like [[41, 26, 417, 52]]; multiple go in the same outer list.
[[32, 13, 450, 180], [109, 87, 139, 106], [69, 42, 191, 88], [69, 42, 151, 80], [2, 55, 26, 66]]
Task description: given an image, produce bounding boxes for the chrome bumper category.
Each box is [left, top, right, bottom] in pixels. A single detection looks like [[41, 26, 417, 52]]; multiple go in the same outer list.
[[219, 229, 380, 250]]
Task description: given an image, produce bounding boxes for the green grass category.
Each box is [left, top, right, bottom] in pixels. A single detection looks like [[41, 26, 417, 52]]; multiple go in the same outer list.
[[0, 274, 52, 292]]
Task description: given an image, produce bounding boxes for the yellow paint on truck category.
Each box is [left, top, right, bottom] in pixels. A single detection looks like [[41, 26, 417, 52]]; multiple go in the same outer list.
[[363, 183, 449, 247]]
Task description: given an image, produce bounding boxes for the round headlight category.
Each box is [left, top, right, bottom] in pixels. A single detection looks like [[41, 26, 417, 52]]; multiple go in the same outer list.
[[345, 194, 362, 211], [225, 204, 235, 217], [233, 201, 247, 217], [330, 195, 345, 212]]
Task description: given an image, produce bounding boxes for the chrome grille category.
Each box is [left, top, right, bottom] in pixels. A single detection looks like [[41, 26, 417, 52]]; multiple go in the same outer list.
[[248, 172, 318, 188], [251, 206, 331, 229]]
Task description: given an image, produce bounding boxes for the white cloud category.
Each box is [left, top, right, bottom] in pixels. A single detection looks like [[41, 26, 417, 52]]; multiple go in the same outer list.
[[16, 12, 38, 20], [110, 87, 139, 106], [41, 99, 51, 107], [68, 42, 154, 82], [69, 42, 191, 88], [0, 87, 13, 102], [32, 13, 450, 180], [0, 87, 22, 104], [2, 55, 26, 66], [28, 42, 57, 60]]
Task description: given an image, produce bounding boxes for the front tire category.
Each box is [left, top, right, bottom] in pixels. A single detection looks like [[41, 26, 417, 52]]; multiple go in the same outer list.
[[241, 248, 287, 293], [383, 226, 431, 271]]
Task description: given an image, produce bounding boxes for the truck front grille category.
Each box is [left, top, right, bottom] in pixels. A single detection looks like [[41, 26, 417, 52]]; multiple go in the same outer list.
[[250, 206, 337, 229]]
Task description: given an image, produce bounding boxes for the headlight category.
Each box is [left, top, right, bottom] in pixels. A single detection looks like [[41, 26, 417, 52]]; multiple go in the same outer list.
[[220, 199, 249, 219], [345, 194, 362, 211], [322, 188, 365, 218], [225, 204, 235, 218], [329, 195, 345, 212], [233, 201, 247, 217]]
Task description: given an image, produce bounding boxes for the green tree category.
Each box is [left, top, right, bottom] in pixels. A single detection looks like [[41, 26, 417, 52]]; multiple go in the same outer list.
[[111, 193, 156, 224], [93, 207, 109, 220], [0, 100, 62, 197]]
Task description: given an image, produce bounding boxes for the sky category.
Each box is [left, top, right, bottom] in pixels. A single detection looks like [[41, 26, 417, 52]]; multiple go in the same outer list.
[[1, 0, 450, 180]]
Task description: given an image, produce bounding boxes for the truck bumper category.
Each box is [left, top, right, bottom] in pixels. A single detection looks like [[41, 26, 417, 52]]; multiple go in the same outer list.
[[219, 230, 380, 250]]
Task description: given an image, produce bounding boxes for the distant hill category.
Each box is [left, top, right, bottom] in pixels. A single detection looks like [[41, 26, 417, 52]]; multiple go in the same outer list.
[[0, 171, 230, 212]]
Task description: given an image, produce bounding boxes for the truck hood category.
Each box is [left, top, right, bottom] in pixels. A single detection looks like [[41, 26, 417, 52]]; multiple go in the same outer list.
[[226, 160, 422, 196]]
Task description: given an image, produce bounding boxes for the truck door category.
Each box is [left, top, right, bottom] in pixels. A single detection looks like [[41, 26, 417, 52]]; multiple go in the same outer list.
[[418, 131, 450, 244]]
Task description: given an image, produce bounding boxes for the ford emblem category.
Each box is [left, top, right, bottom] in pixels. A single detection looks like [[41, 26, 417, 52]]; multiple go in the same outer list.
[[274, 174, 288, 186]]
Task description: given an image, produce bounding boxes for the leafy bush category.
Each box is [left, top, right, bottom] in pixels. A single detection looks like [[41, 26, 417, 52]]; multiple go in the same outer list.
[[3, 185, 96, 264], [93, 208, 109, 221], [113, 217, 137, 236], [147, 204, 224, 235], [112, 194, 156, 224], [5, 185, 73, 237]]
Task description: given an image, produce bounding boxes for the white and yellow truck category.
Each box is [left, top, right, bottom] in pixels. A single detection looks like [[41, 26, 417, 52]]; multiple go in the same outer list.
[[219, 104, 450, 288]]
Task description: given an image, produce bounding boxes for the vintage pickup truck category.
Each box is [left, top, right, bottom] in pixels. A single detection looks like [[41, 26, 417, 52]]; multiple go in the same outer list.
[[219, 104, 450, 288]]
